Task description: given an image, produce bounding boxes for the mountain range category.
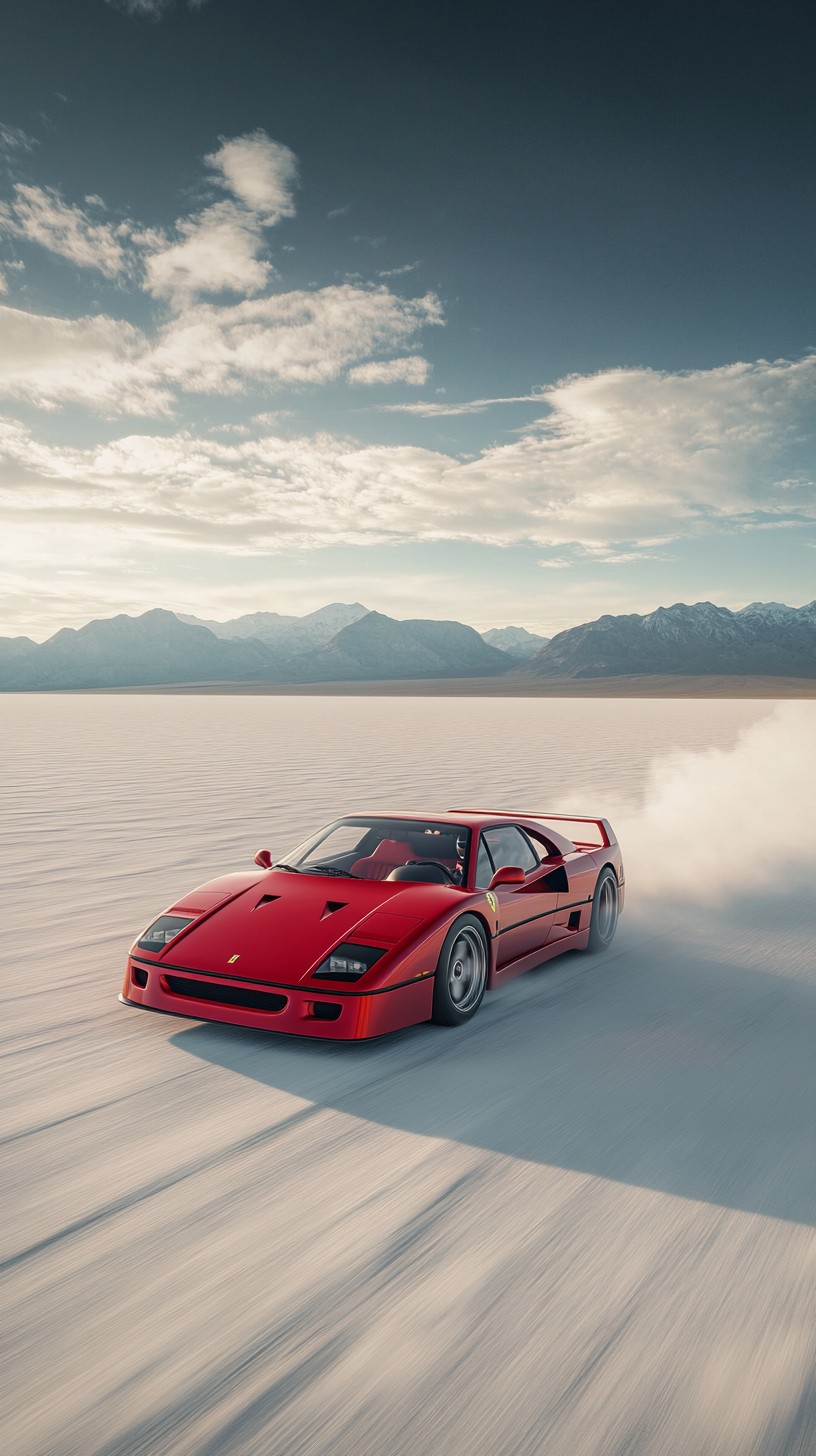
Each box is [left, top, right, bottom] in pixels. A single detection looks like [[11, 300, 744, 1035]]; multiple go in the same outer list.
[[177, 602, 370, 654], [519, 600, 816, 679], [480, 625, 550, 658], [283, 612, 511, 681], [0, 600, 813, 690]]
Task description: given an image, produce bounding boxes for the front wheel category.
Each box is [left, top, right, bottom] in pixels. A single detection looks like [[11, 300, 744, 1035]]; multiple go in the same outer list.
[[586, 867, 618, 953], [431, 915, 488, 1026]]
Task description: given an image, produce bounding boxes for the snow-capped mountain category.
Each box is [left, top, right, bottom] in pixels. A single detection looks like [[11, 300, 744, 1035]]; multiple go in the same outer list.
[[520, 601, 816, 678], [177, 603, 370, 653], [480, 626, 550, 659]]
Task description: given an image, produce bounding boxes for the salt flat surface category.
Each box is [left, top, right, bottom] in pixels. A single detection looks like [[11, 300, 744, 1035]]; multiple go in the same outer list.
[[2, 695, 815, 1455]]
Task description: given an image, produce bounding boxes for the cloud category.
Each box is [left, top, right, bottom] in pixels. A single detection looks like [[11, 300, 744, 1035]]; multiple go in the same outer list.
[[327, 206, 351, 220], [0, 288, 442, 410], [0, 134, 444, 393], [348, 356, 431, 386], [142, 200, 272, 301], [381, 392, 548, 416], [0, 306, 172, 414], [1, 131, 296, 305], [378, 262, 421, 278], [0, 185, 129, 277], [1, 356, 813, 555], [153, 287, 442, 391], [205, 132, 298, 224], [140, 131, 297, 302], [0, 124, 38, 155], [104, 0, 209, 17], [105, 0, 172, 13]]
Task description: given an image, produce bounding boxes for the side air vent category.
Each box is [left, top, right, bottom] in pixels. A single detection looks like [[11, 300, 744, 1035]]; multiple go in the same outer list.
[[543, 865, 570, 893], [568, 910, 582, 930], [163, 975, 287, 1014], [320, 901, 348, 919], [254, 894, 280, 910]]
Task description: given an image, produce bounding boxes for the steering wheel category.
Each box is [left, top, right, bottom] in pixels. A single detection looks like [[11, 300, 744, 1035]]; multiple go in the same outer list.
[[406, 860, 459, 884]]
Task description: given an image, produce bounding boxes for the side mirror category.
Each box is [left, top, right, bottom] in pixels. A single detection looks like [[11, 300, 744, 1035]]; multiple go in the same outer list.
[[489, 864, 525, 890], [254, 849, 273, 869]]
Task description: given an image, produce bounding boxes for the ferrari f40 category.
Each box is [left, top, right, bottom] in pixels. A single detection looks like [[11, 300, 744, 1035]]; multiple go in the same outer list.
[[120, 809, 624, 1039]]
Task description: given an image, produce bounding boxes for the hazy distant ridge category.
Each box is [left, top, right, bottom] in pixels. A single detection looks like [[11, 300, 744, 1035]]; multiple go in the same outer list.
[[481, 625, 550, 659], [519, 601, 816, 679], [177, 603, 370, 653], [284, 611, 512, 681]]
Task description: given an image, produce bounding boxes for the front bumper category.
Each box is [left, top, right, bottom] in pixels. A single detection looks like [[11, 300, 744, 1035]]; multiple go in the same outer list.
[[120, 955, 434, 1040]]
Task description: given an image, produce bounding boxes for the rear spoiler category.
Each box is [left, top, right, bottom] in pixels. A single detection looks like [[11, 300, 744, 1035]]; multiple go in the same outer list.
[[449, 809, 616, 850]]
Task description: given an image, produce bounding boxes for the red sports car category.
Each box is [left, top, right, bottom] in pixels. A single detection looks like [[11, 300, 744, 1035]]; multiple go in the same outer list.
[[120, 810, 624, 1039]]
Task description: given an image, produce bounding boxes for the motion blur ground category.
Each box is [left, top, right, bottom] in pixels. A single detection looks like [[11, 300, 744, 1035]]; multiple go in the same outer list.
[[2, 696, 815, 1456]]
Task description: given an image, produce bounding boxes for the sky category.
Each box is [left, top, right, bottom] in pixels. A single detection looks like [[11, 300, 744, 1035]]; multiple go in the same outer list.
[[1, 0, 814, 642]]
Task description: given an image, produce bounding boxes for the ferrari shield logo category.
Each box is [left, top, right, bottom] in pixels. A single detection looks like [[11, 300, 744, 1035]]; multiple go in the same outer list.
[[228, 954, 240, 964], [485, 891, 498, 914]]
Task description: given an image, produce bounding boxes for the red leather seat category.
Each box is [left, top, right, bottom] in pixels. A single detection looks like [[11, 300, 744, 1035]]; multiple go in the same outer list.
[[351, 840, 416, 881]]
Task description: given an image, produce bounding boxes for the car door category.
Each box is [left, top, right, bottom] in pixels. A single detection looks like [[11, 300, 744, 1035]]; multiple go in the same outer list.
[[477, 826, 560, 970]]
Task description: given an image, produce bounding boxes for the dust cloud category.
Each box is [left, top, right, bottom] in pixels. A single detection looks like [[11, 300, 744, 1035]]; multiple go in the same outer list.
[[612, 702, 816, 898]]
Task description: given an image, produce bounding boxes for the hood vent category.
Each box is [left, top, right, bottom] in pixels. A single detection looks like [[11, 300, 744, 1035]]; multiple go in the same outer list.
[[321, 900, 348, 920], [254, 894, 280, 910]]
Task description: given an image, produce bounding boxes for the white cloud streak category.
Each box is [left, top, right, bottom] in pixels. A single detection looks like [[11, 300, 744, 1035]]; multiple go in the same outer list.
[[348, 356, 431, 386], [1, 356, 813, 551], [0, 185, 129, 277], [0, 288, 442, 409], [0, 306, 173, 414], [381, 392, 549, 416], [104, 0, 209, 17], [153, 288, 442, 390], [0, 124, 38, 155]]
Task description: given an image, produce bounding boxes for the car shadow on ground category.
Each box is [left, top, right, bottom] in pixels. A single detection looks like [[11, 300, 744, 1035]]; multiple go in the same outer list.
[[170, 896, 816, 1227]]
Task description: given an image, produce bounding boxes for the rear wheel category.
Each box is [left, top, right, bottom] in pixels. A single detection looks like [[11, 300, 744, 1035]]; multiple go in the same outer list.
[[431, 915, 488, 1026], [586, 867, 618, 953]]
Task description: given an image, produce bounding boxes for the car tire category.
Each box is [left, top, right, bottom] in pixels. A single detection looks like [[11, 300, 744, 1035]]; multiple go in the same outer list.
[[431, 915, 489, 1026], [586, 867, 619, 953]]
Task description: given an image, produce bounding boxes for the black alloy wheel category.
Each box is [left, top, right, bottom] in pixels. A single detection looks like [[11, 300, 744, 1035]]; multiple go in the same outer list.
[[586, 867, 619, 953], [431, 915, 489, 1026]]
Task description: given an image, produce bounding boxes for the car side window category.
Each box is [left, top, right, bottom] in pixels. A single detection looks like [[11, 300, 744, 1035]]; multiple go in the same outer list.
[[483, 826, 539, 876], [475, 838, 494, 889]]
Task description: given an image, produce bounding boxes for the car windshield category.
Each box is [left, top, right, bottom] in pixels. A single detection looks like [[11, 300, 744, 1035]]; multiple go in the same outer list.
[[280, 817, 472, 883]]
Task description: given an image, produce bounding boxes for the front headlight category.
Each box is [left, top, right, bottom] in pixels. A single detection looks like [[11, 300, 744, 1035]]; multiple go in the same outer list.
[[313, 942, 387, 981], [137, 915, 193, 951]]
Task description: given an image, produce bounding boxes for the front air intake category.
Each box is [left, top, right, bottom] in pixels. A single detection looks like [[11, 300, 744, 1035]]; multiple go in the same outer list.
[[163, 975, 287, 1014], [311, 1002, 342, 1021]]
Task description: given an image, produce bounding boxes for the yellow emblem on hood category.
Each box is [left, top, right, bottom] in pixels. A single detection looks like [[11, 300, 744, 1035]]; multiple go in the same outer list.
[[228, 954, 240, 964], [485, 891, 498, 914]]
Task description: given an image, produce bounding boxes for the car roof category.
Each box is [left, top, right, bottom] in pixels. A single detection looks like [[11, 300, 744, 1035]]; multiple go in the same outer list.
[[344, 809, 583, 853], [348, 808, 559, 827]]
